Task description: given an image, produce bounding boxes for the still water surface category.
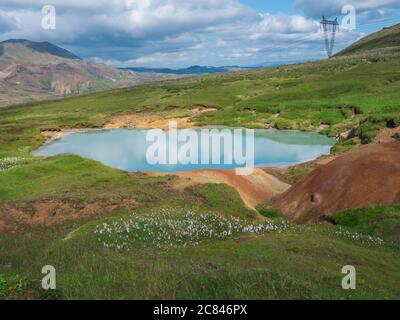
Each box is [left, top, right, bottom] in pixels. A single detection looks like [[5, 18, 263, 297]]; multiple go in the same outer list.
[[32, 129, 334, 172]]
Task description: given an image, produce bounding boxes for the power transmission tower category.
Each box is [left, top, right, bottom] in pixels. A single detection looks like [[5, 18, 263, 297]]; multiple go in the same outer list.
[[320, 16, 339, 58]]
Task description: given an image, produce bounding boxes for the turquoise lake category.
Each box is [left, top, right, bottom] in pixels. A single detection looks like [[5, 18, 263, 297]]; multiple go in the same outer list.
[[32, 129, 335, 172]]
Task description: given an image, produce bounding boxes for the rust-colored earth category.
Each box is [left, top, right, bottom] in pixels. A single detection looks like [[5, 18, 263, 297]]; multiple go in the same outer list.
[[272, 141, 400, 223], [149, 168, 290, 209], [104, 106, 218, 130], [0, 198, 140, 233], [40, 107, 219, 140]]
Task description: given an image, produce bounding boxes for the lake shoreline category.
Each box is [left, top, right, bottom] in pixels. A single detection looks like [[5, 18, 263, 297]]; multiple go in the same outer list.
[[35, 125, 335, 210]]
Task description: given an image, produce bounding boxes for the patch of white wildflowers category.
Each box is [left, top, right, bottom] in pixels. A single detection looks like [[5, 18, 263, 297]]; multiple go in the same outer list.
[[94, 209, 291, 250], [0, 157, 32, 171], [333, 226, 385, 246]]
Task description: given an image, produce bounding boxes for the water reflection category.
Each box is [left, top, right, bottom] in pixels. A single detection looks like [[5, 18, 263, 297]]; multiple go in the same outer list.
[[32, 129, 334, 172]]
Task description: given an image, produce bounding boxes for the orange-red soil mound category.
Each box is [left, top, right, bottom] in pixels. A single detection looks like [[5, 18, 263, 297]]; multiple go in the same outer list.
[[273, 141, 400, 223]]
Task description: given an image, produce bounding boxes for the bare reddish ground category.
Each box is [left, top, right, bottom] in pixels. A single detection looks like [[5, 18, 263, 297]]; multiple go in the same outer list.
[[272, 141, 400, 224], [0, 198, 140, 233], [149, 168, 290, 209]]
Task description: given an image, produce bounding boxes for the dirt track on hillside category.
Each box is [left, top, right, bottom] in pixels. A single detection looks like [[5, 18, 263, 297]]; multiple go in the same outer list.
[[272, 141, 400, 223]]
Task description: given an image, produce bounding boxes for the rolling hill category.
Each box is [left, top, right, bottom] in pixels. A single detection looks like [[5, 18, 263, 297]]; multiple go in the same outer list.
[[0, 39, 182, 107], [0, 39, 81, 62], [336, 23, 400, 56]]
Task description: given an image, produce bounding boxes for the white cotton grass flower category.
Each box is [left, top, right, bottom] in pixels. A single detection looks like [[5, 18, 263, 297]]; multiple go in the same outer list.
[[0, 157, 32, 171], [332, 226, 385, 246], [94, 209, 292, 251]]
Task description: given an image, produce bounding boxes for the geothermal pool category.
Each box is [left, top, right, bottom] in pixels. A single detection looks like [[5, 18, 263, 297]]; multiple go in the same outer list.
[[32, 128, 335, 172]]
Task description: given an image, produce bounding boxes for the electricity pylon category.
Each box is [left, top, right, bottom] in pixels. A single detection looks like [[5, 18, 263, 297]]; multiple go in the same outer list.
[[320, 16, 339, 58]]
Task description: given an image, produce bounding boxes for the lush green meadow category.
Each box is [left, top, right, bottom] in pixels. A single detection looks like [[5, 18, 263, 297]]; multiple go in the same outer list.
[[1, 202, 400, 300]]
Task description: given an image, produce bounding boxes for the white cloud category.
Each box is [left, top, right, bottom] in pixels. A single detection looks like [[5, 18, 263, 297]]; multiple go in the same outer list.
[[0, 0, 249, 42], [0, 0, 399, 67], [247, 13, 319, 41], [0, 13, 16, 34]]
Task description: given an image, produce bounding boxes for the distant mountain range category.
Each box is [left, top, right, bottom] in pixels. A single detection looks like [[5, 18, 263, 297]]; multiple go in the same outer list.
[[122, 65, 255, 75], [121, 61, 307, 75], [0, 39, 182, 107]]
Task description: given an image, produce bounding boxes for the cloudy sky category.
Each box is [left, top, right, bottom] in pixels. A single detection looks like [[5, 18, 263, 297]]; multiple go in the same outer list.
[[0, 0, 399, 68]]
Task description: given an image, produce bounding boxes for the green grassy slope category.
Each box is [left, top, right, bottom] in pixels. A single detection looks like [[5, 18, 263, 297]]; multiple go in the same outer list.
[[1, 204, 399, 299], [336, 24, 400, 56], [0, 39, 80, 62], [0, 43, 66, 64], [333, 205, 400, 243]]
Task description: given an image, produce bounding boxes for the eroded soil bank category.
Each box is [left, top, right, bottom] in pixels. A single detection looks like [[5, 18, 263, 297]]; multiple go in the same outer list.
[[39, 106, 218, 140], [273, 141, 400, 223], [104, 105, 218, 130], [148, 169, 290, 210]]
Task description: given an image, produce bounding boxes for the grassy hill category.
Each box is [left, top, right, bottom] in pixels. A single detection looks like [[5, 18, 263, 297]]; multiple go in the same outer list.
[[0, 25, 400, 300], [336, 23, 400, 56], [0, 39, 81, 63]]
